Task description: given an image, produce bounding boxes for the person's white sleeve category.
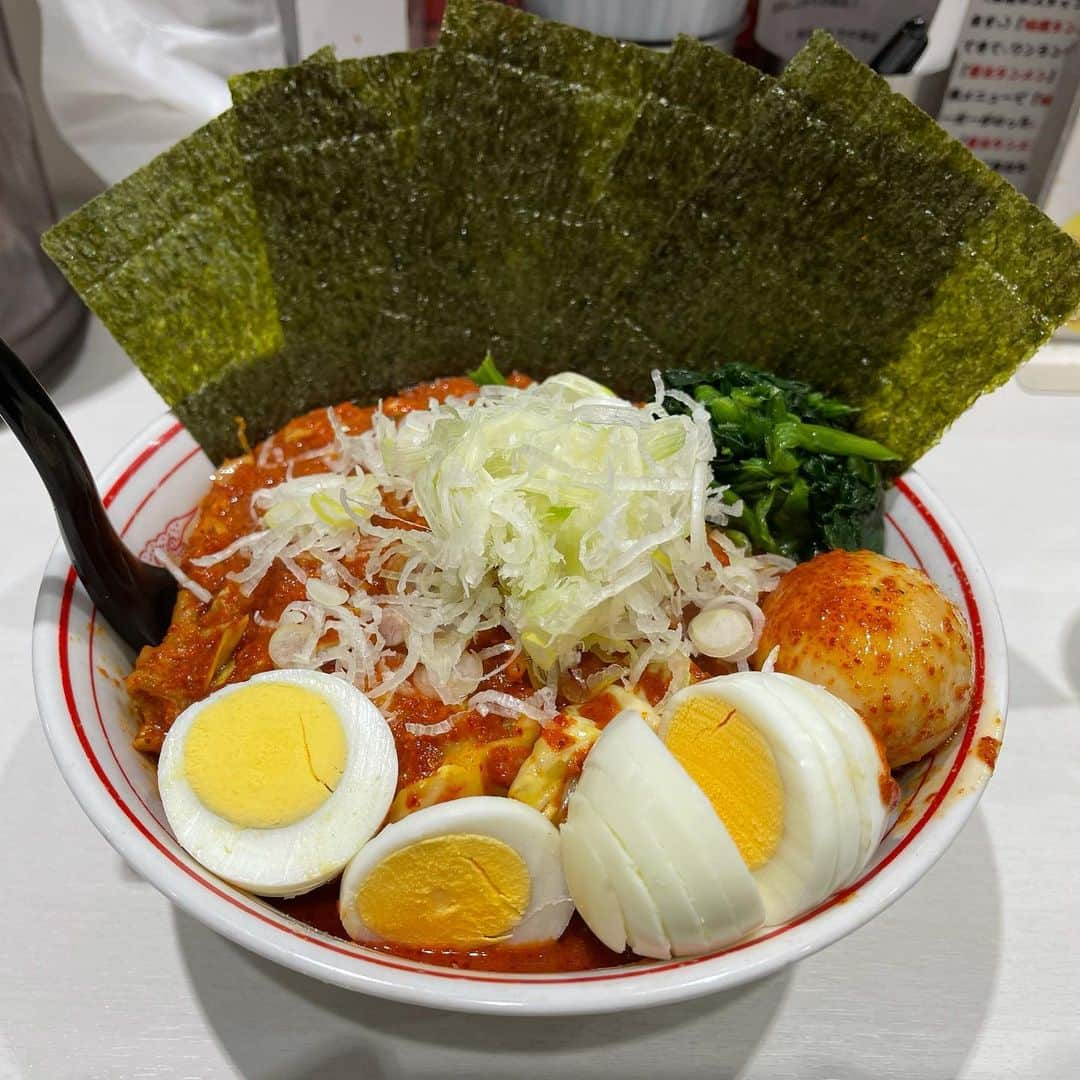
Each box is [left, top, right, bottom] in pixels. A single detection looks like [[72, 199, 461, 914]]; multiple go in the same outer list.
[[39, 0, 285, 183]]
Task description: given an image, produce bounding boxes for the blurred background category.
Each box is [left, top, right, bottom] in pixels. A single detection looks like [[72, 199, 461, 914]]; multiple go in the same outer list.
[[1, 0, 1077, 379]]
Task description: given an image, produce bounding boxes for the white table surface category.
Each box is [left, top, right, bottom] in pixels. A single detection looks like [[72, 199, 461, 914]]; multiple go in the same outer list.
[[2, 317, 1079, 1080]]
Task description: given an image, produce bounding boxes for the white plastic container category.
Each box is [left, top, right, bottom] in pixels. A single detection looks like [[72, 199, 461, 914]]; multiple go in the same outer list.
[[524, 1, 747, 44]]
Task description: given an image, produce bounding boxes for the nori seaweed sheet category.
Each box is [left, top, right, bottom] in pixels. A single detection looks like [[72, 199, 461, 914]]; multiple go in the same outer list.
[[773, 31, 1080, 462], [552, 37, 777, 365], [783, 33, 1080, 319], [41, 112, 282, 407], [465, 36, 779, 368], [178, 49, 435, 459], [234, 51, 430, 394], [607, 79, 952, 372], [42, 8, 1080, 467], [588, 33, 1080, 466], [596, 37, 772, 255], [397, 0, 665, 370]]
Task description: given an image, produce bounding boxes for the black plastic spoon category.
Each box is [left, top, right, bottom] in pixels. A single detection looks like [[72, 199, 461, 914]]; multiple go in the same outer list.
[[0, 334, 177, 651]]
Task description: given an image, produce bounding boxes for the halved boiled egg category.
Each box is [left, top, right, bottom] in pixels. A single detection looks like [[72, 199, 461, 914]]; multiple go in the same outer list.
[[339, 796, 574, 948], [561, 711, 765, 959], [158, 669, 397, 897], [663, 671, 897, 926]]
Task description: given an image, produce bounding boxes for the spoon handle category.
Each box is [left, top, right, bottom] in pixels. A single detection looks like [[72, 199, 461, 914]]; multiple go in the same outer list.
[[0, 335, 177, 651]]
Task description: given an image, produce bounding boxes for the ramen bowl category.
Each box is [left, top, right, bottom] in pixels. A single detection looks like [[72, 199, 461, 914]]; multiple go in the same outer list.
[[32, 413, 1007, 1015]]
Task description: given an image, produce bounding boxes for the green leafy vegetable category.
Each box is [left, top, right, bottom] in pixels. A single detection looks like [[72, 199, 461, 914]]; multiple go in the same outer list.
[[662, 366, 897, 560], [468, 352, 506, 385]]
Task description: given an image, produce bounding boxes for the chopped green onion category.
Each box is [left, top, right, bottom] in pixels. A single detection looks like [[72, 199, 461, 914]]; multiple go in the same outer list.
[[468, 351, 507, 386]]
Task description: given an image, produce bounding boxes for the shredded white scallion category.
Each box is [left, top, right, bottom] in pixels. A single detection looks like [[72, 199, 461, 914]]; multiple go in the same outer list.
[[468, 689, 557, 725], [403, 718, 457, 738], [182, 372, 793, 707], [156, 549, 212, 604], [760, 644, 781, 674]]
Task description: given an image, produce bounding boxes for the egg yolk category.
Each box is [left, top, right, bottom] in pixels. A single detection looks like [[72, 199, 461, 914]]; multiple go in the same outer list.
[[665, 696, 784, 869], [356, 834, 531, 948], [183, 683, 347, 829]]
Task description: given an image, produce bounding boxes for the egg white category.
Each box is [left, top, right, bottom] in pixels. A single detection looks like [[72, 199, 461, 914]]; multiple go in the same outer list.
[[592, 716, 764, 948], [776, 674, 894, 883], [158, 669, 397, 897], [560, 802, 629, 953], [562, 711, 764, 960], [666, 674, 856, 927], [578, 763, 708, 956], [752, 675, 864, 898], [339, 796, 574, 946], [563, 791, 670, 958]]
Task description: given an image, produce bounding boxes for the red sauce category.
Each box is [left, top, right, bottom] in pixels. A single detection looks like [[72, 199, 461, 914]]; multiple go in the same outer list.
[[637, 664, 674, 706], [370, 916, 635, 973], [880, 772, 901, 812], [577, 691, 621, 727], [976, 734, 1001, 770], [541, 716, 575, 750], [273, 884, 634, 972]]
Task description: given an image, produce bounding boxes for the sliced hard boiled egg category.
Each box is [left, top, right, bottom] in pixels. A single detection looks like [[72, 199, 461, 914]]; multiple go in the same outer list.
[[561, 711, 764, 959], [583, 712, 764, 948], [751, 675, 864, 898], [577, 764, 708, 956], [663, 672, 891, 926], [562, 792, 668, 957], [559, 798, 629, 955], [774, 674, 898, 881], [339, 796, 574, 949], [662, 683, 788, 872], [158, 670, 397, 897]]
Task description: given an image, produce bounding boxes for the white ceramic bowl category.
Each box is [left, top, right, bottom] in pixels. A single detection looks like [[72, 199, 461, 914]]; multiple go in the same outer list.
[[32, 413, 1007, 1015]]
